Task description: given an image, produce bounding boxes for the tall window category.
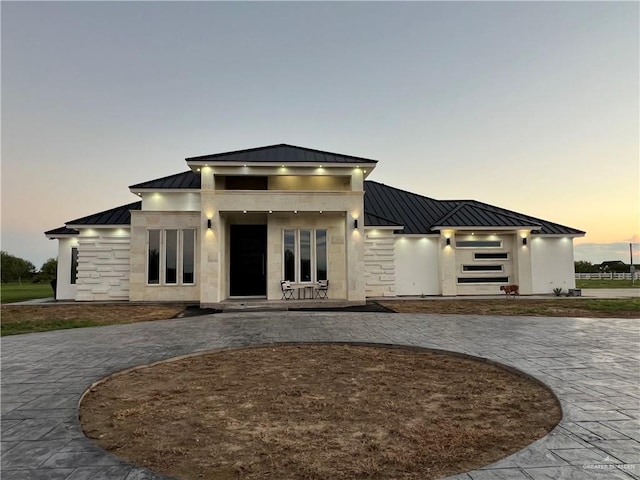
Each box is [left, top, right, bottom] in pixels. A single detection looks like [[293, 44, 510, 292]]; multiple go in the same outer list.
[[70, 247, 78, 285], [165, 230, 178, 284], [316, 230, 327, 281], [284, 230, 296, 282], [182, 230, 195, 284], [148, 230, 161, 284], [283, 229, 328, 283], [147, 229, 196, 285]]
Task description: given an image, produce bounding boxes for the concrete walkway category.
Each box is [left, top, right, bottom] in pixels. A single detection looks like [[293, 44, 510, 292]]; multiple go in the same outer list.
[[1, 313, 639, 479]]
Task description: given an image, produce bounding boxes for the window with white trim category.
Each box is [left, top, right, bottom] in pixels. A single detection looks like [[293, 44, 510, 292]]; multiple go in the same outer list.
[[283, 229, 328, 283], [147, 229, 196, 285]]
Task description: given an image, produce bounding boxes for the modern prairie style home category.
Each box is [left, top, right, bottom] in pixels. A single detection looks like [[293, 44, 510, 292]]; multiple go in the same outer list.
[[45, 144, 584, 305]]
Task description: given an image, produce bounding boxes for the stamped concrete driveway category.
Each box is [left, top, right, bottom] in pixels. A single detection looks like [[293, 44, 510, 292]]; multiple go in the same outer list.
[[2, 313, 639, 480]]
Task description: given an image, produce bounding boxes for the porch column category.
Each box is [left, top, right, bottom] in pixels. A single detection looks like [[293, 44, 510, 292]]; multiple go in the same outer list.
[[439, 230, 457, 296]]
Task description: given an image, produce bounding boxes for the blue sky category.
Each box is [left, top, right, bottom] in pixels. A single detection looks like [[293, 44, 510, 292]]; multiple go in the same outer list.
[[2, 1, 638, 267]]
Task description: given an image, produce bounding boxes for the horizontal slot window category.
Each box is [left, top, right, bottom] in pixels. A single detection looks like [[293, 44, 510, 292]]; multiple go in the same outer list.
[[457, 277, 509, 284], [462, 265, 503, 272], [456, 240, 502, 248], [474, 252, 508, 260]]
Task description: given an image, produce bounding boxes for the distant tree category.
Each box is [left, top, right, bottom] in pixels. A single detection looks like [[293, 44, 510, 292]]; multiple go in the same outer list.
[[1, 251, 37, 283], [39, 258, 58, 281], [574, 261, 598, 273]]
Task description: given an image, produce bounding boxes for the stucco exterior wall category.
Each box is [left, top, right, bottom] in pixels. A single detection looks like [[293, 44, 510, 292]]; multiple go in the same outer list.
[[268, 175, 350, 191], [531, 236, 576, 294], [453, 233, 514, 295], [394, 236, 441, 296], [55, 237, 79, 300], [141, 192, 200, 211], [364, 229, 396, 297], [129, 211, 201, 302], [75, 228, 131, 301]]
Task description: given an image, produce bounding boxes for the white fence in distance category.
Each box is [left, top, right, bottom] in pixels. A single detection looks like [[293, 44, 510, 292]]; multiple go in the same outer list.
[[575, 272, 640, 280]]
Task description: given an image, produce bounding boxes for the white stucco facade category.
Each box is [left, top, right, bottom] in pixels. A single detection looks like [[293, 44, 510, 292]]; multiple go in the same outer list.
[[394, 236, 441, 296], [530, 236, 577, 294], [53, 237, 79, 300]]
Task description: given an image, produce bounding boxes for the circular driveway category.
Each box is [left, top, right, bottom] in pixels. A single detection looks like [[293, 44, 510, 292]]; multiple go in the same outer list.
[[2, 312, 639, 480]]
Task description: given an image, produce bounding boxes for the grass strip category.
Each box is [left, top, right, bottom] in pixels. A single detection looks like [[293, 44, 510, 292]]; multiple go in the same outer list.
[[1, 283, 54, 304], [1, 318, 101, 336]]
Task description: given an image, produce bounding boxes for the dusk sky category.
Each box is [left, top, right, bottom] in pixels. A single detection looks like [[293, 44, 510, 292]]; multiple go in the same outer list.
[[2, 1, 638, 268]]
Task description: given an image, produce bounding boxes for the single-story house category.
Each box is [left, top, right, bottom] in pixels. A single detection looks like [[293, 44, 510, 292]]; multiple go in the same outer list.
[[45, 144, 584, 305]]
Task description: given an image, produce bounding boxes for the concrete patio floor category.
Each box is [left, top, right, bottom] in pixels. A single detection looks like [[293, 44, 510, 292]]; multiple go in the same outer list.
[[1, 312, 639, 479]]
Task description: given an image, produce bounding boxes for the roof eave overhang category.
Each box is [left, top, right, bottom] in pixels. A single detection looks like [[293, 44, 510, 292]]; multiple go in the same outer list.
[[65, 224, 131, 230], [431, 225, 542, 231], [364, 225, 404, 230], [186, 161, 373, 168], [129, 188, 200, 194], [395, 233, 441, 237], [45, 233, 78, 239], [533, 233, 586, 238]]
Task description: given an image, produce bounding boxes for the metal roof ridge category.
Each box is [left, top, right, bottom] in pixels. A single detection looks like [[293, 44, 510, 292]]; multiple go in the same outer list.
[[186, 144, 379, 163]]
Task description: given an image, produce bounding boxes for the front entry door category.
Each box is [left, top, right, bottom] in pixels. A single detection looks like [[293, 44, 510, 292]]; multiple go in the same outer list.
[[230, 225, 267, 296]]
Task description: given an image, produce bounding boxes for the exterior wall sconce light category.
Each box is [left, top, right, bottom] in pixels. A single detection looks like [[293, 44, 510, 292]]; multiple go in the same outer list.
[[522, 237, 527, 246], [446, 238, 451, 246], [354, 219, 358, 229], [207, 219, 212, 229]]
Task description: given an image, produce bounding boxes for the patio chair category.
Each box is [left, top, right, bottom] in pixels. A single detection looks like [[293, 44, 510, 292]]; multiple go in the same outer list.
[[281, 280, 295, 300], [314, 279, 329, 299]]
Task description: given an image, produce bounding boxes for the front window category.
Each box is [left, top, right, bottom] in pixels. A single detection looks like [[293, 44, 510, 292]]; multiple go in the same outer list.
[[283, 229, 328, 283], [316, 230, 327, 281], [283, 230, 296, 282], [70, 247, 78, 285], [147, 228, 196, 285], [148, 230, 161, 284], [182, 229, 195, 284]]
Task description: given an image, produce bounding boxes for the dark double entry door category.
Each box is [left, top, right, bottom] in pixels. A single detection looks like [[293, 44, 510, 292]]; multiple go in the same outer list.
[[229, 225, 267, 297]]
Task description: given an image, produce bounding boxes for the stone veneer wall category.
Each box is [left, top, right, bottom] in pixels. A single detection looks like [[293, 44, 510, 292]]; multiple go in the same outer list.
[[75, 230, 131, 301], [364, 229, 396, 297], [129, 211, 201, 302]]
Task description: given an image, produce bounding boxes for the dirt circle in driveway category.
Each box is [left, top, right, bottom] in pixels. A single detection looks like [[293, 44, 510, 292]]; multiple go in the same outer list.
[[80, 344, 560, 480]]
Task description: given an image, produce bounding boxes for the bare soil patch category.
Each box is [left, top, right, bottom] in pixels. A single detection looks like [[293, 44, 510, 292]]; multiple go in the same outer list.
[[378, 298, 640, 318], [80, 344, 560, 480]]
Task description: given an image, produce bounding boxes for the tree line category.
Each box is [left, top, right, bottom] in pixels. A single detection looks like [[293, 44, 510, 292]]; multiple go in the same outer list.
[[1, 251, 57, 284], [575, 260, 638, 273]]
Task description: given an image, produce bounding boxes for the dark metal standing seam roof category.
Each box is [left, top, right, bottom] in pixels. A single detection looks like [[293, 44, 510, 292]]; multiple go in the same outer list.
[[363, 181, 584, 236], [364, 181, 458, 234], [44, 226, 79, 236], [363, 212, 404, 228], [66, 202, 142, 226], [129, 171, 201, 190], [433, 203, 542, 229], [185, 144, 379, 164]]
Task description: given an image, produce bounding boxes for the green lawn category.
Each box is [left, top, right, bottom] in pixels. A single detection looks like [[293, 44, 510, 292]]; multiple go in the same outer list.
[[0, 283, 54, 304], [1, 319, 100, 336], [576, 279, 640, 289]]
